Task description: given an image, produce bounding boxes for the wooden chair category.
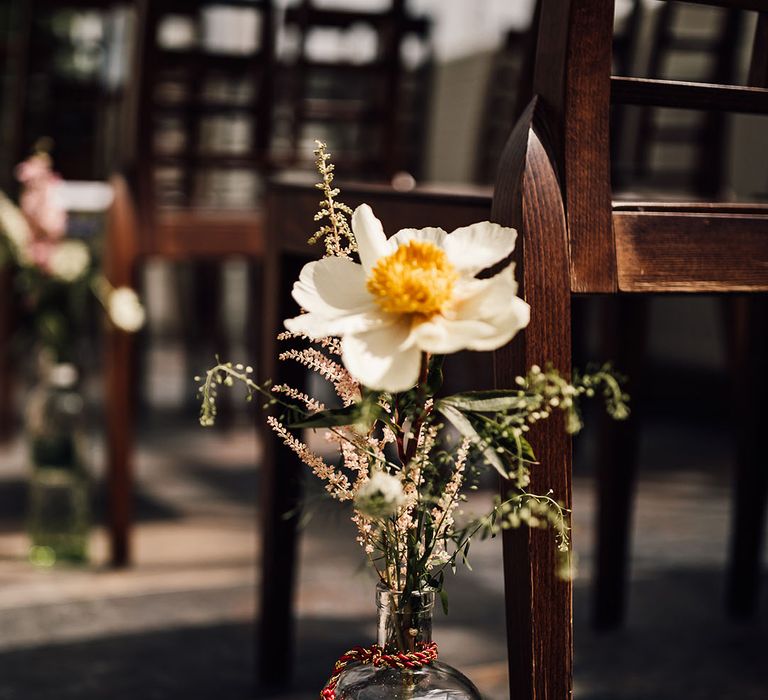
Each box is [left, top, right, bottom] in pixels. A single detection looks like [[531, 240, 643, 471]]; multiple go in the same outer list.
[[103, 0, 274, 566], [275, 0, 431, 179], [492, 0, 768, 694]]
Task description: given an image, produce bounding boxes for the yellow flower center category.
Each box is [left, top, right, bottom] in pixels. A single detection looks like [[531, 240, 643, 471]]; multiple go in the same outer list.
[[366, 240, 458, 318]]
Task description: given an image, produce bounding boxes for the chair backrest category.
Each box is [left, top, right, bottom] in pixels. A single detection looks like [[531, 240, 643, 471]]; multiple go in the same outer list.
[[276, 0, 431, 180], [131, 0, 275, 218], [506, 0, 768, 295]]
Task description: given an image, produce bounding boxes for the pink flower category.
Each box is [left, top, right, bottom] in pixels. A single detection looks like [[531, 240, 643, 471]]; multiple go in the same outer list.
[[14, 154, 68, 271]]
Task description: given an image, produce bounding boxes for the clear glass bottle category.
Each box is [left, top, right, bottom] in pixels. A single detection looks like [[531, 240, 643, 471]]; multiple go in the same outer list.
[[334, 584, 482, 700], [26, 363, 89, 566]]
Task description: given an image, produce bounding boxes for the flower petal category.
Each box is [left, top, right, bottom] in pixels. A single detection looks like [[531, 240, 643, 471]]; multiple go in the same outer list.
[[390, 226, 447, 249], [342, 322, 422, 392], [292, 256, 374, 317], [284, 308, 390, 338], [352, 204, 391, 272], [466, 296, 530, 351], [410, 317, 497, 354], [444, 221, 517, 275], [411, 264, 530, 353], [452, 264, 520, 321]]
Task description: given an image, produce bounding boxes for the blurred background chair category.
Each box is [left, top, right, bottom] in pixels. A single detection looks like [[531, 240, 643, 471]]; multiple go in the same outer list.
[[257, 0, 437, 686], [274, 0, 432, 179], [104, 0, 275, 565], [594, 0, 768, 629]]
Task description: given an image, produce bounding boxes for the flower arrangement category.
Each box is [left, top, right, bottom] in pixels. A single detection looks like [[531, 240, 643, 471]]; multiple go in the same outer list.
[[0, 149, 145, 363], [198, 143, 628, 689]]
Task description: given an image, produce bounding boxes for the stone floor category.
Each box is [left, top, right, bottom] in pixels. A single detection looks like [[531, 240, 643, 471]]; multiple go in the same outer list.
[[0, 408, 766, 699]]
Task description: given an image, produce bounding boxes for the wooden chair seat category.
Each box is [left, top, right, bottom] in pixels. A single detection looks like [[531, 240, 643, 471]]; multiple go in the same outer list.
[[149, 209, 264, 259]]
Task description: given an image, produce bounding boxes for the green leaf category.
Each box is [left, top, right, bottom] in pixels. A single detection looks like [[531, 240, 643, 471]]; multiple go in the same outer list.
[[519, 436, 536, 462], [460, 541, 473, 571], [440, 390, 528, 413], [437, 404, 507, 477], [288, 393, 381, 429], [289, 403, 365, 429], [439, 588, 449, 615]]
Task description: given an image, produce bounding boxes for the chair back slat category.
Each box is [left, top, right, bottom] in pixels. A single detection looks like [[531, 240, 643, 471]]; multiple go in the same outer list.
[[663, 0, 767, 10], [611, 76, 768, 113]]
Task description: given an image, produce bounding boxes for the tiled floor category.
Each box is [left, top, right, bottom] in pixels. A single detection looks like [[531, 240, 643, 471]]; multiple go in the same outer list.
[[0, 412, 766, 699]]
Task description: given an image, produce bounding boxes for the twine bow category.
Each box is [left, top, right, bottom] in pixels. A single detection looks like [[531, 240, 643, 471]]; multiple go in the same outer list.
[[320, 641, 439, 700]]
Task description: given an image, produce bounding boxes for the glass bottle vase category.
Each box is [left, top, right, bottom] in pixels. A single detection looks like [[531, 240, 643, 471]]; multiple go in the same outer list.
[[333, 584, 482, 700], [26, 363, 89, 566]]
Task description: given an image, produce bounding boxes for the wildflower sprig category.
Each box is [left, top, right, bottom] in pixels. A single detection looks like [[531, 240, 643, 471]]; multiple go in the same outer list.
[[308, 141, 356, 258]]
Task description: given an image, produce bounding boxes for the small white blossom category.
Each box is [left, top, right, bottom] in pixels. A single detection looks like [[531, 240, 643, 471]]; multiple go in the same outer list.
[[354, 471, 405, 519], [107, 286, 146, 332], [48, 239, 90, 282]]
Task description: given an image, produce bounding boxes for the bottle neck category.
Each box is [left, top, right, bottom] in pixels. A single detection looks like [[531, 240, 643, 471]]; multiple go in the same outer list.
[[376, 584, 434, 653]]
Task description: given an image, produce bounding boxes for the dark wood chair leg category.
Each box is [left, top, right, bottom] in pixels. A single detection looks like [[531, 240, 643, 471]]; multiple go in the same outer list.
[[106, 325, 135, 567], [0, 267, 15, 442], [104, 174, 140, 568], [726, 296, 768, 618], [593, 296, 648, 630], [493, 98, 573, 700], [256, 232, 305, 685]]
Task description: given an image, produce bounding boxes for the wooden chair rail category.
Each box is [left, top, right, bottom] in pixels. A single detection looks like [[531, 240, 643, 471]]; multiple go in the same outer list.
[[613, 200, 768, 214], [660, 0, 767, 10], [267, 173, 492, 255], [614, 210, 768, 292], [283, 6, 429, 35], [146, 211, 265, 259], [611, 76, 768, 113], [157, 0, 270, 9], [154, 50, 266, 71]]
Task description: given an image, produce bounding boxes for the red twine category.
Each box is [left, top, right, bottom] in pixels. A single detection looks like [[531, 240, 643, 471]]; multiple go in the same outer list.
[[320, 642, 438, 700]]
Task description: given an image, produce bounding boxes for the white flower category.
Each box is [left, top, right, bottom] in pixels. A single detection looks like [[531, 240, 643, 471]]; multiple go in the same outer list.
[[284, 204, 530, 392], [107, 286, 146, 332], [354, 471, 406, 519], [48, 239, 91, 282]]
